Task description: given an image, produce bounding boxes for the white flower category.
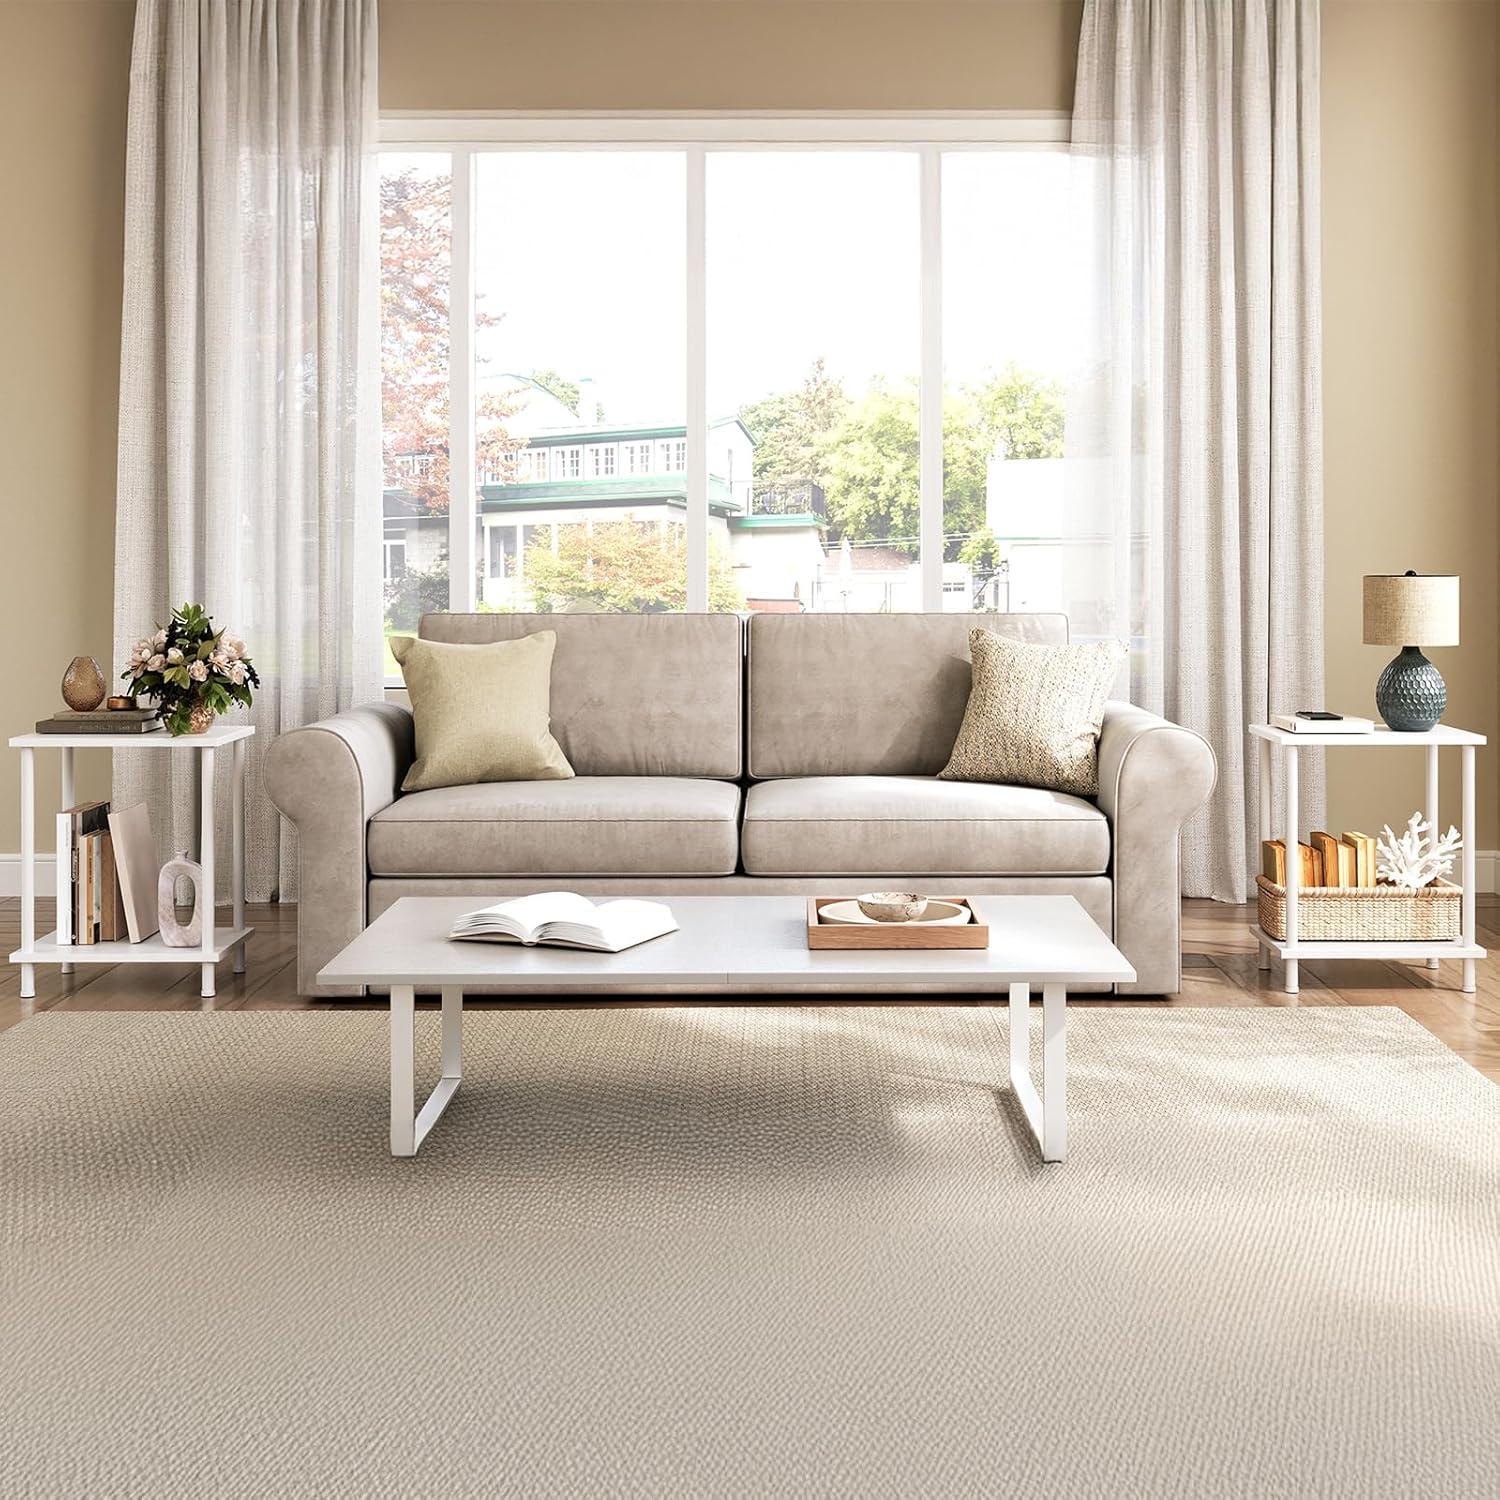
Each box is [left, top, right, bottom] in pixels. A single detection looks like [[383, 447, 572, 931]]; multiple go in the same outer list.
[[147, 654, 166, 672], [153, 629, 168, 648], [210, 651, 229, 672], [225, 637, 246, 660], [229, 662, 248, 685], [188, 660, 209, 683], [166, 647, 184, 664], [130, 663, 144, 678]]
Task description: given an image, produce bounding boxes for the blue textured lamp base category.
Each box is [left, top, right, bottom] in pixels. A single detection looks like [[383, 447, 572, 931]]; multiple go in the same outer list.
[[1375, 646, 1447, 732]]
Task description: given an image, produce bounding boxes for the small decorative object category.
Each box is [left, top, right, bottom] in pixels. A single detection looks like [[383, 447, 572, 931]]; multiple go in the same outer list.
[[1362, 571, 1459, 731], [122, 603, 259, 736], [1375, 812, 1463, 890], [856, 891, 930, 923], [157, 853, 206, 948], [807, 897, 988, 950], [61, 655, 107, 711], [105, 695, 135, 711]]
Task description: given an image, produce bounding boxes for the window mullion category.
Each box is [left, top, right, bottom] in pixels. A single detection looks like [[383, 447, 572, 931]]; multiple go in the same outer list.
[[919, 146, 943, 612], [685, 145, 708, 612], [448, 147, 477, 612]]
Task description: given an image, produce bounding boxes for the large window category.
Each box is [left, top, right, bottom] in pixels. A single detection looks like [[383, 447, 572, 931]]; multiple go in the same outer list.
[[378, 119, 1069, 671]]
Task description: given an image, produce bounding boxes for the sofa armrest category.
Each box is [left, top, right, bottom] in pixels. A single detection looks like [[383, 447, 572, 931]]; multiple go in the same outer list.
[[264, 702, 414, 996], [1096, 700, 1216, 994]]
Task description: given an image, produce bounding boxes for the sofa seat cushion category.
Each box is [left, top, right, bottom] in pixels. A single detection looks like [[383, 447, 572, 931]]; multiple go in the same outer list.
[[368, 777, 741, 878], [741, 776, 1109, 877]]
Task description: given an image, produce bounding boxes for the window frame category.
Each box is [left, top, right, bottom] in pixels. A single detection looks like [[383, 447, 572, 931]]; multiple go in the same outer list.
[[378, 112, 1070, 652]]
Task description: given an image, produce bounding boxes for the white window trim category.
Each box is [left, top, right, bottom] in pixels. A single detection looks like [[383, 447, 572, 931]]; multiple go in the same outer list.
[[383, 112, 1068, 674]]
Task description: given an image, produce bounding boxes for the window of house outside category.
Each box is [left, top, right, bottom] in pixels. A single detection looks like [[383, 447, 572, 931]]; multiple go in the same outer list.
[[378, 121, 1068, 677]]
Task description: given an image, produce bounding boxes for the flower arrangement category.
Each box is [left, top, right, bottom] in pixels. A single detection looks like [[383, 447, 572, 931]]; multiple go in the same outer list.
[[123, 603, 259, 736], [1375, 812, 1463, 890]]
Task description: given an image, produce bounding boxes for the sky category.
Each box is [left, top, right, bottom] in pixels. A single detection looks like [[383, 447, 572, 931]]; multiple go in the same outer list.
[[390, 148, 1078, 429]]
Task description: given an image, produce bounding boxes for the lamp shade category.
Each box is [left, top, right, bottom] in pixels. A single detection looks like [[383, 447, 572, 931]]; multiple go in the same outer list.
[[1362, 573, 1459, 647]]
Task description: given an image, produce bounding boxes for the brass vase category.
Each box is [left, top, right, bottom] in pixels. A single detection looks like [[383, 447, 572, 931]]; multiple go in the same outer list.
[[61, 656, 107, 711], [184, 700, 217, 735]]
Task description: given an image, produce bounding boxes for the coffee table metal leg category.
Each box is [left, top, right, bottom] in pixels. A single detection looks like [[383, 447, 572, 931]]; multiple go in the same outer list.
[[1007, 980, 1068, 1164], [390, 983, 463, 1158], [1042, 982, 1067, 1162]]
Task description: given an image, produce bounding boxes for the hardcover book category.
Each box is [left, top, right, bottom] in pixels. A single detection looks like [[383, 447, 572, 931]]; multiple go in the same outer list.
[[106, 803, 160, 944], [55, 801, 109, 945]]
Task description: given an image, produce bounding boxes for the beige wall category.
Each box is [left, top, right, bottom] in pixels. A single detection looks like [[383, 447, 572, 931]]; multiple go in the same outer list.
[[1322, 0, 1499, 847], [0, 1, 132, 855], [1, 0, 1496, 863]]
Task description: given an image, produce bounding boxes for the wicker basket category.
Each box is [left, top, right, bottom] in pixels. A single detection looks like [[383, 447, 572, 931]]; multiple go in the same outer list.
[[1256, 876, 1461, 943]]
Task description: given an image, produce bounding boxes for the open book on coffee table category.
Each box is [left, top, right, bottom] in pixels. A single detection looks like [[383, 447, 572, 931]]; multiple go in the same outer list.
[[448, 891, 679, 953]]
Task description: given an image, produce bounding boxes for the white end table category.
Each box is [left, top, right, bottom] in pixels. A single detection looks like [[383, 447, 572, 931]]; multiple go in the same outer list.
[[1249, 723, 1486, 994], [8, 722, 253, 1000]]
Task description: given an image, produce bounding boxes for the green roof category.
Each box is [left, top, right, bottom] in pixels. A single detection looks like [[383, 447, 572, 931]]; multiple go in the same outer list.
[[522, 416, 753, 447], [728, 513, 826, 531]]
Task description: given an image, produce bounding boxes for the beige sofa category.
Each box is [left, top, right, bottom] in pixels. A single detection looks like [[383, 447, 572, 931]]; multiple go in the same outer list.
[[265, 611, 1215, 997]]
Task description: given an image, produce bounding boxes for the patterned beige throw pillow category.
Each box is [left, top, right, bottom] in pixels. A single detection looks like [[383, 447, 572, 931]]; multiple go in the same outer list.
[[391, 631, 574, 792], [939, 630, 1128, 796]]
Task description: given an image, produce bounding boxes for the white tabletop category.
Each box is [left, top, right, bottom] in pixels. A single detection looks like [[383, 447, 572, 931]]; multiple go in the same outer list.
[[1249, 723, 1485, 748], [10, 722, 255, 750], [318, 895, 1136, 990]]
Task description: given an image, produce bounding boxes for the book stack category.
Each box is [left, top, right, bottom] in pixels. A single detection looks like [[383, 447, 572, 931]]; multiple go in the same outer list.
[[36, 708, 161, 735], [56, 801, 159, 945], [1261, 831, 1378, 889]]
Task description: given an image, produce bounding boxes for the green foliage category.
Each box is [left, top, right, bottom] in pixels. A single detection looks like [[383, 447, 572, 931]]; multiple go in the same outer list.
[[383, 562, 451, 633], [739, 358, 850, 489], [122, 603, 258, 735], [525, 523, 743, 614], [741, 360, 1065, 560], [958, 526, 1001, 571], [530, 368, 581, 416]]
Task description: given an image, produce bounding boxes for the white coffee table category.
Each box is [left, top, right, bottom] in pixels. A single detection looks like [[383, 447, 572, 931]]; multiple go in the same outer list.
[[318, 894, 1135, 1164]]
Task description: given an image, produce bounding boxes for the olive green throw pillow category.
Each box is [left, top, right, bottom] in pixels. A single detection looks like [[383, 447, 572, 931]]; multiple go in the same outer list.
[[390, 632, 574, 792], [939, 630, 1128, 797]]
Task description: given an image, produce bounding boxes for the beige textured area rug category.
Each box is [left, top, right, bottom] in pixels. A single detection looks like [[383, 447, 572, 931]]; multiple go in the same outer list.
[[2, 1006, 1497, 1497]]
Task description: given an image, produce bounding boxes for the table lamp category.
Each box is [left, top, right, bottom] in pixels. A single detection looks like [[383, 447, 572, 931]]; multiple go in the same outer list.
[[1362, 571, 1459, 731]]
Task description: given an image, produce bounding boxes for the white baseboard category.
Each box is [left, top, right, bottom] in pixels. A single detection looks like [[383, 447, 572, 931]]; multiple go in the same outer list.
[[3, 852, 1499, 898], [0, 853, 58, 898]]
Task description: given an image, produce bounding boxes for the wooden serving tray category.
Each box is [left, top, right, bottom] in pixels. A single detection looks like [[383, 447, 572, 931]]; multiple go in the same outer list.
[[805, 897, 990, 950]]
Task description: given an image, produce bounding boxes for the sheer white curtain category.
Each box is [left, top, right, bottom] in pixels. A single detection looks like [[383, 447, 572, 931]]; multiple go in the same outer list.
[[114, 0, 382, 901], [1065, 0, 1325, 900]]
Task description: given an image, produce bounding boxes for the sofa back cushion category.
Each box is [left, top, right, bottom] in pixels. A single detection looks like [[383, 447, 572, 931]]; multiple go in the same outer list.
[[420, 612, 742, 778], [746, 612, 1068, 778]]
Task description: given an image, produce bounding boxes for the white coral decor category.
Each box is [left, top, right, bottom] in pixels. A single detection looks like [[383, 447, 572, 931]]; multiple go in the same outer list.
[[1375, 813, 1463, 890]]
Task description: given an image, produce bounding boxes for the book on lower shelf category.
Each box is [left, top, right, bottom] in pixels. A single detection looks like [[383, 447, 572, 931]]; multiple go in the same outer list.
[[449, 891, 679, 953], [1262, 832, 1379, 889], [55, 801, 110, 946]]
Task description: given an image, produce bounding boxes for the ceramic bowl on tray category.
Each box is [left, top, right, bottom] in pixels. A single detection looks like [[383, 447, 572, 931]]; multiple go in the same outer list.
[[822, 898, 970, 927], [855, 892, 930, 922]]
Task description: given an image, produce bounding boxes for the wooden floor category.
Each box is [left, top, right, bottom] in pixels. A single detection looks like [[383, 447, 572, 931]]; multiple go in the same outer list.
[[3, 897, 1497, 1082]]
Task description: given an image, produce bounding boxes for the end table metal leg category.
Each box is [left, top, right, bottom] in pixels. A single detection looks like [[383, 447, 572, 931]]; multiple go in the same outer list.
[[59, 747, 73, 975], [1257, 937, 1271, 971], [20, 965, 35, 1001], [200, 963, 216, 1000], [1285, 959, 1299, 995], [1462, 959, 1476, 994], [391, 984, 416, 1157], [1041, 983, 1067, 1163]]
